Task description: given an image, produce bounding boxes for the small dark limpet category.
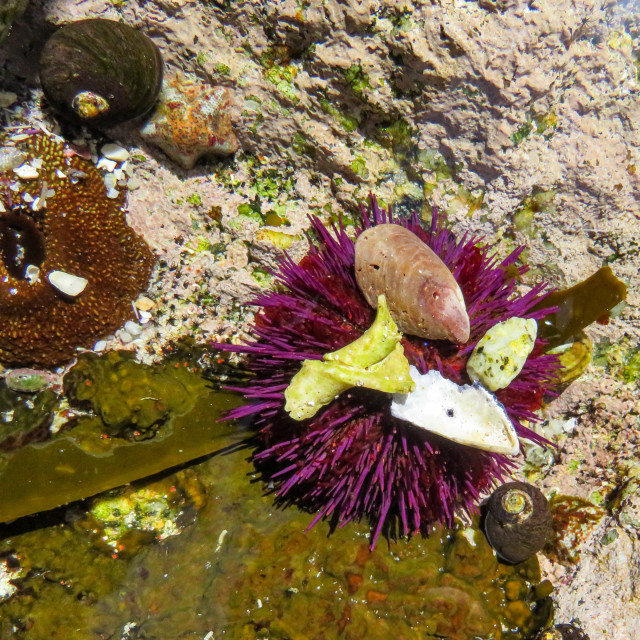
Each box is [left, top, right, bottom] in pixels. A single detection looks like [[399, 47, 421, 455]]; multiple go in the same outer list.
[[483, 481, 553, 564], [39, 18, 163, 127]]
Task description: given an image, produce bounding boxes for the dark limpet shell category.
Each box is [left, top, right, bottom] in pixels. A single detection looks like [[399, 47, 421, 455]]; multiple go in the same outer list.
[[483, 481, 553, 564], [39, 18, 163, 127]]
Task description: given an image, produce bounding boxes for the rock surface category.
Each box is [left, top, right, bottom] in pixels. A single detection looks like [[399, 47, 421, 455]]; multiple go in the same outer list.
[[1, 0, 639, 638]]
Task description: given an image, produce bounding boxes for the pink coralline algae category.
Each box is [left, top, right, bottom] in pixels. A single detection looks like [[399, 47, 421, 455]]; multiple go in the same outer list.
[[221, 197, 559, 546], [140, 76, 239, 170]]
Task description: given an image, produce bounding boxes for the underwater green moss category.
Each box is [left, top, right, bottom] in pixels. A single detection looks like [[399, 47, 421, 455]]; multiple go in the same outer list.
[[512, 189, 556, 237], [0, 382, 59, 452], [0, 351, 241, 523], [592, 336, 640, 384], [0, 429, 553, 639]]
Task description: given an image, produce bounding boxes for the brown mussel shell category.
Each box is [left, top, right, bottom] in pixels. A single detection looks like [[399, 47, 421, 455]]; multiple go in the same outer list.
[[483, 481, 553, 564], [39, 18, 163, 127]]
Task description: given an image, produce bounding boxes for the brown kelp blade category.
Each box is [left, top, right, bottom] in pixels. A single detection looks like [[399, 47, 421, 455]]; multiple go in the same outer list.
[[0, 389, 242, 523], [535, 266, 627, 350]]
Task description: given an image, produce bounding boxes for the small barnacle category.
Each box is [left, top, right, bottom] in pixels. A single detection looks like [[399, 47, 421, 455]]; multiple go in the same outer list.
[[466, 317, 537, 391], [483, 481, 553, 564], [354, 223, 470, 343], [535, 265, 627, 349]]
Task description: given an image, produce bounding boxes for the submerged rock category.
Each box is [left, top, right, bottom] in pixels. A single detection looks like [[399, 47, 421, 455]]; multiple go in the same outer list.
[[0, 351, 241, 523], [0, 434, 553, 639]]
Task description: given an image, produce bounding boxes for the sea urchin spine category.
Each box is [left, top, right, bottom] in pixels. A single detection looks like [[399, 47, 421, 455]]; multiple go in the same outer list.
[[220, 196, 558, 545]]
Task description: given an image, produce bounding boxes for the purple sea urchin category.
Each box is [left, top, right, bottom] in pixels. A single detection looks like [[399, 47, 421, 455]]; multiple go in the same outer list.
[[222, 197, 558, 545]]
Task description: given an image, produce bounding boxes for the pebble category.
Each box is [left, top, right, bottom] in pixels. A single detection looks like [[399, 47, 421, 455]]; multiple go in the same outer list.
[[101, 143, 130, 162], [124, 320, 142, 336], [0, 147, 27, 171], [0, 91, 18, 108], [96, 157, 117, 172], [135, 296, 155, 311]]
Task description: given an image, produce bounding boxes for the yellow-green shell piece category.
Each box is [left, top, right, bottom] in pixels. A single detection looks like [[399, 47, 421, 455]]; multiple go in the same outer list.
[[466, 317, 537, 392], [284, 295, 414, 420]]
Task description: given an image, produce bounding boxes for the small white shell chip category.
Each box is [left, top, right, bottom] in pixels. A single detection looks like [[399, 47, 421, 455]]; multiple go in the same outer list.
[[391, 367, 520, 455], [466, 317, 537, 392], [47, 270, 88, 297], [101, 143, 130, 162]]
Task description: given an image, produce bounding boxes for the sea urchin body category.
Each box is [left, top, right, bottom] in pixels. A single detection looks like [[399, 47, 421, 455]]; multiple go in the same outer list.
[[222, 198, 558, 545]]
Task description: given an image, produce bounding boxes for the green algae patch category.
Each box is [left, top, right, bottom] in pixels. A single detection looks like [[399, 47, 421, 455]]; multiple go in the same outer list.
[[0, 351, 241, 523], [0, 382, 59, 452], [0, 418, 552, 640], [79, 469, 208, 557]]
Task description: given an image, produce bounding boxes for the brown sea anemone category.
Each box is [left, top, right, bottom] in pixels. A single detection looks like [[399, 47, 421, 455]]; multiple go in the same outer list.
[[221, 197, 558, 545], [0, 131, 154, 367]]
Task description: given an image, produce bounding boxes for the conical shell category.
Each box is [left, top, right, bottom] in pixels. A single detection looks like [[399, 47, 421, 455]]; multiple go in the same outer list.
[[354, 224, 470, 343]]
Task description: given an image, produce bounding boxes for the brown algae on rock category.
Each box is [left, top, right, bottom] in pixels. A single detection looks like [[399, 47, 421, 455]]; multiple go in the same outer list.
[[535, 266, 627, 350], [0, 351, 241, 523], [0, 428, 553, 639], [544, 495, 605, 566]]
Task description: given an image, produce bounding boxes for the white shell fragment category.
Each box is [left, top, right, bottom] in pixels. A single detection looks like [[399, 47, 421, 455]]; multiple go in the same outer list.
[[0, 147, 27, 171], [466, 317, 537, 392], [391, 367, 520, 456], [24, 264, 40, 284], [47, 270, 89, 297], [101, 143, 130, 163], [13, 163, 39, 179]]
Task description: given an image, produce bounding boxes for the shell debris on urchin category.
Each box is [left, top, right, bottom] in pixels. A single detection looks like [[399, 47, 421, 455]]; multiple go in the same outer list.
[[467, 317, 537, 391], [391, 366, 520, 455]]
